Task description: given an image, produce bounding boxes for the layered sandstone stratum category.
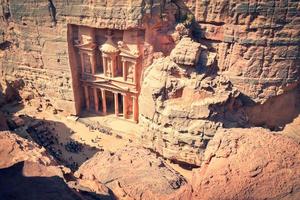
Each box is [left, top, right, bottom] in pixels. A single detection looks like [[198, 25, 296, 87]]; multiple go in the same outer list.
[[0, 0, 300, 200]]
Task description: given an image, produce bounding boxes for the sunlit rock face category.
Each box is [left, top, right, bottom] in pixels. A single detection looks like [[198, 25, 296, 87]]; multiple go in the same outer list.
[[75, 146, 190, 200], [191, 128, 300, 200], [138, 0, 300, 165], [188, 0, 300, 102], [0, 131, 79, 200], [0, 0, 299, 166], [138, 55, 242, 166]]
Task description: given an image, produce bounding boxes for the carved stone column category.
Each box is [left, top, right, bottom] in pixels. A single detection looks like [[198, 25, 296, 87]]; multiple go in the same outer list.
[[133, 95, 138, 123], [133, 61, 137, 85], [122, 60, 127, 81], [84, 85, 90, 111], [107, 59, 112, 77], [102, 56, 107, 76], [123, 94, 128, 119], [91, 53, 97, 74], [114, 92, 119, 116], [111, 54, 117, 78], [80, 53, 85, 74], [93, 88, 99, 112], [101, 89, 107, 115]]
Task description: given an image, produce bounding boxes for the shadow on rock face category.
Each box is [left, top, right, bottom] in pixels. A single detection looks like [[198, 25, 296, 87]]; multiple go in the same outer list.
[[0, 161, 115, 200], [0, 79, 99, 171], [0, 161, 82, 200], [21, 115, 100, 171]]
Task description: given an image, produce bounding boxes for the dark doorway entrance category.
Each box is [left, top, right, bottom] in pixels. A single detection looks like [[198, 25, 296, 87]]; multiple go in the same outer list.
[[118, 93, 123, 115], [97, 89, 102, 113], [89, 87, 95, 111], [106, 91, 115, 114]]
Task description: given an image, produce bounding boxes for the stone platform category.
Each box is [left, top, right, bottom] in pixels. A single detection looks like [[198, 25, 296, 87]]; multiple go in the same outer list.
[[78, 112, 140, 141]]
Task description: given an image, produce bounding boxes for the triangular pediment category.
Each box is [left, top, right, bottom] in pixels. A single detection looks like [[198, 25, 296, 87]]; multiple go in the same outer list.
[[119, 50, 139, 59], [75, 42, 97, 51], [91, 80, 129, 91]]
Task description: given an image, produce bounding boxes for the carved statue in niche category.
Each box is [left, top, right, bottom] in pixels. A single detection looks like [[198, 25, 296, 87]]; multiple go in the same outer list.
[[100, 30, 119, 78], [74, 35, 93, 46], [83, 53, 92, 73], [117, 41, 139, 57], [127, 62, 134, 82]]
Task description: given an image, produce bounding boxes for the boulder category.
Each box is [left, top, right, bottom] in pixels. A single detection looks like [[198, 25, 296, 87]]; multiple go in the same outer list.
[[75, 146, 188, 200], [139, 56, 243, 165]]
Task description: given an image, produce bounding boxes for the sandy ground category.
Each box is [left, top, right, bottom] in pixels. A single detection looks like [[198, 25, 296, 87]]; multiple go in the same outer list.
[[2, 102, 194, 180], [5, 104, 130, 168]]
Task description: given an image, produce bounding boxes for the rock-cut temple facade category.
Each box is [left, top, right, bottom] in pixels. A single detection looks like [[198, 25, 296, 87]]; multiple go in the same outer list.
[[68, 25, 144, 123]]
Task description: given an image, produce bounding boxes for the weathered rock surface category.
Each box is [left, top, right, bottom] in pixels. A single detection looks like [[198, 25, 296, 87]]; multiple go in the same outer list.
[[75, 146, 189, 200], [281, 114, 300, 144], [0, 131, 80, 200], [0, 131, 59, 168], [0, 131, 112, 200], [139, 54, 246, 165], [170, 37, 202, 66], [191, 128, 300, 200], [0, 112, 8, 131], [0, 0, 299, 172], [188, 0, 300, 102], [245, 88, 300, 129], [0, 0, 298, 113]]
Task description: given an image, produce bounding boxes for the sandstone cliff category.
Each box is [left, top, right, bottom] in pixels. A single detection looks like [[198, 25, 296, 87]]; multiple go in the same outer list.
[[191, 128, 300, 200], [0, 131, 82, 199], [0, 0, 299, 182], [1, 0, 299, 113], [75, 146, 190, 200]]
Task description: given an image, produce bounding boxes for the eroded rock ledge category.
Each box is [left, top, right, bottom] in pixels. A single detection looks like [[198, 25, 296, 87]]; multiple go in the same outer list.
[[191, 128, 300, 200]]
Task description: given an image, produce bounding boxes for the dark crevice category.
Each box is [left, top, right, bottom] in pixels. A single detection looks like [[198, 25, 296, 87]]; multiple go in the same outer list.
[[48, 0, 57, 26], [145, 147, 200, 169], [169, 159, 200, 170], [197, 21, 225, 26], [0, 41, 12, 50]]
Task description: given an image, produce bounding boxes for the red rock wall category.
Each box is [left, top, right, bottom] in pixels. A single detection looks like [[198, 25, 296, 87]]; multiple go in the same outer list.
[[1, 0, 298, 113], [191, 0, 300, 102], [0, 0, 299, 165], [138, 0, 300, 165], [0, 0, 148, 114], [0, 0, 178, 114]]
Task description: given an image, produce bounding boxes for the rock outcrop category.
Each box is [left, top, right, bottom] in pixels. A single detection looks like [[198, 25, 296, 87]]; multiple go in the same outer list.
[[0, 131, 79, 200], [75, 146, 189, 200], [0, 0, 178, 115], [1, 0, 298, 114], [281, 114, 300, 143], [0, 131, 112, 200], [0, 0, 299, 173], [139, 53, 246, 165], [191, 128, 300, 200], [188, 0, 300, 102]]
